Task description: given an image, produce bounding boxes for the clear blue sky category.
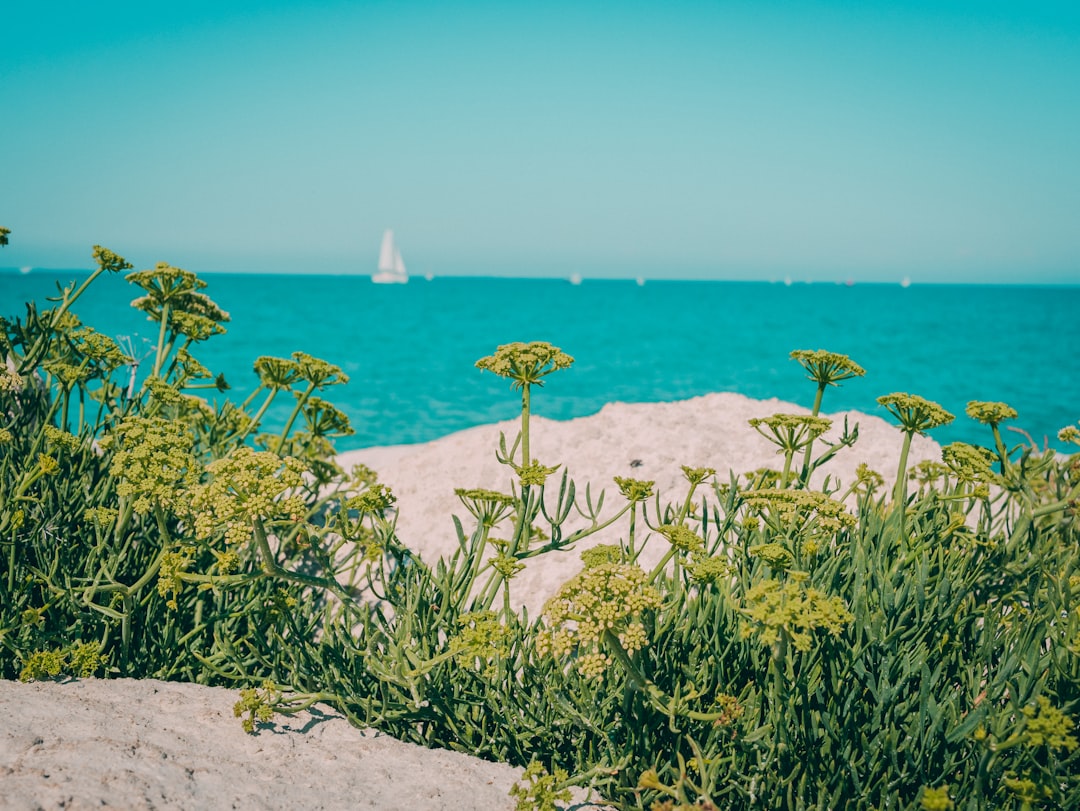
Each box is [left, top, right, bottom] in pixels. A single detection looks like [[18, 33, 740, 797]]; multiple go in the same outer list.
[[3, 0, 1079, 282]]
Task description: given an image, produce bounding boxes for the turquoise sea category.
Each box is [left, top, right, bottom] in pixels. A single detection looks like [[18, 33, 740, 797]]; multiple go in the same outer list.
[[2, 270, 1079, 453]]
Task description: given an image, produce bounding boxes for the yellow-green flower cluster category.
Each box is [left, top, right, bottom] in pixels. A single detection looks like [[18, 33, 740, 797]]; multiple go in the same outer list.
[[518, 459, 558, 487], [656, 523, 705, 552], [493, 553, 525, 579], [456, 487, 515, 526], [301, 394, 354, 437], [614, 476, 655, 502], [749, 414, 833, 452], [919, 785, 954, 811], [127, 263, 229, 328], [84, 506, 118, 529], [910, 459, 950, 486], [790, 349, 865, 387], [681, 465, 716, 485], [254, 355, 303, 390], [71, 326, 129, 369], [43, 425, 79, 454], [508, 762, 572, 811], [689, 555, 729, 585], [0, 367, 25, 393], [1060, 423, 1080, 446], [941, 442, 998, 488], [749, 542, 795, 570], [877, 393, 954, 435], [580, 544, 623, 568], [451, 611, 510, 677], [105, 417, 199, 515], [741, 488, 856, 533], [157, 549, 193, 610], [233, 680, 280, 734], [145, 376, 183, 405], [92, 245, 133, 274], [292, 351, 349, 388], [855, 463, 885, 493], [1020, 695, 1078, 752], [475, 341, 574, 389], [188, 446, 307, 543], [346, 483, 396, 515], [19, 642, 103, 682], [740, 577, 854, 652], [965, 400, 1017, 425], [537, 561, 661, 679]]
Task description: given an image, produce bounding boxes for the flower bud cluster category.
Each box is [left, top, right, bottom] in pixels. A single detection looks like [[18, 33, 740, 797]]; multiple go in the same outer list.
[[475, 341, 574, 388], [0, 368, 24, 392], [451, 611, 509, 677], [941, 442, 999, 488], [749, 414, 833, 452], [657, 523, 705, 552], [965, 400, 1017, 426], [537, 560, 661, 679], [43, 425, 79, 454], [518, 459, 558, 487], [105, 417, 199, 515], [790, 349, 865, 386], [681, 465, 716, 485], [614, 476, 654, 502], [877, 393, 955, 435], [346, 483, 396, 515], [741, 488, 856, 533], [455, 487, 515, 527], [740, 577, 854, 652], [749, 542, 795, 570], [71, 327, 129, 369], [1020, 695, 1077, 752], [1059, 423, 1080, 446], [188, 447, 307, 543]]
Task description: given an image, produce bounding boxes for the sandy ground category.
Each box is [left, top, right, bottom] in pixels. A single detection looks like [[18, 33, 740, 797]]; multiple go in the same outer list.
[[1, 394, 941, 810]]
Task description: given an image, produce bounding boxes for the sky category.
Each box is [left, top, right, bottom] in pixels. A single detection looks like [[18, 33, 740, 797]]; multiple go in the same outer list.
[[2, 0, 1079, 283]]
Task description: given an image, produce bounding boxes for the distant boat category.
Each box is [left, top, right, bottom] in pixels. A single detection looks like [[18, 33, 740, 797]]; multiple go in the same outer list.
[[636, 276, 645, 287], [373, 230, 408, 284], [569, 272, 582, 286], [19, 266, 32, 275], [900, 276, 911, 288]]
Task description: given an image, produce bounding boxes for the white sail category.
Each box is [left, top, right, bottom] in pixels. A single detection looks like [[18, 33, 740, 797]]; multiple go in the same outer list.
[[374, 229, 408, 283]]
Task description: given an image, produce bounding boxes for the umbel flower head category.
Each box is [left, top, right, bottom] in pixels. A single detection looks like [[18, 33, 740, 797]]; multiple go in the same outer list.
[[966, 400, 1018, 426], [475, 341, 573, 389], [104, 416, 200, 515], [790, 349, 865, 387], [188, 446, 308, 545], [749, 414, 833, 453], [537, 559, 661, 679], [740, 575, 854, 652], [877, 393, 954, 436], [127, 263, 230, 329]]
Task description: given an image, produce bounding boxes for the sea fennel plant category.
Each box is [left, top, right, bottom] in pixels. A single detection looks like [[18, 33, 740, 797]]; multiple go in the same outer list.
[[6, 253, 1080, 811]]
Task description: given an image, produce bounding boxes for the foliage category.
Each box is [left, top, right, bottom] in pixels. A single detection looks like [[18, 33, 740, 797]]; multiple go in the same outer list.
[[3, 241, 1080, 810]]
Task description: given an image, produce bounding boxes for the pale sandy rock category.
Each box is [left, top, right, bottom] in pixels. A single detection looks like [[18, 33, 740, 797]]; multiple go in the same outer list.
[[0, 678, 609, 811]]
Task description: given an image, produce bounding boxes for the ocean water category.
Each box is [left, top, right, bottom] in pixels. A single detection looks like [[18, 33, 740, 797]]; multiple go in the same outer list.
[[3, 270, 1079, 453]]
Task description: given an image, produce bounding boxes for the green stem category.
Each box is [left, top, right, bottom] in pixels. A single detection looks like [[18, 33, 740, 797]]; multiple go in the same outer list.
[[799, 383, 827, 484], [152, 303, 171, 377], [278, 382, 316, 447], [520, 382, 531, 467]]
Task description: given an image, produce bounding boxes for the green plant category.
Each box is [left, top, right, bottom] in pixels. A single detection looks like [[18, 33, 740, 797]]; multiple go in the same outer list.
[[4, 251, 1080, 810]]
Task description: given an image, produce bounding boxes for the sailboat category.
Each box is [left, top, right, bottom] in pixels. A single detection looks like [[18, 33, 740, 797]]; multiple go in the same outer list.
[[373, 229, 408, 284]]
